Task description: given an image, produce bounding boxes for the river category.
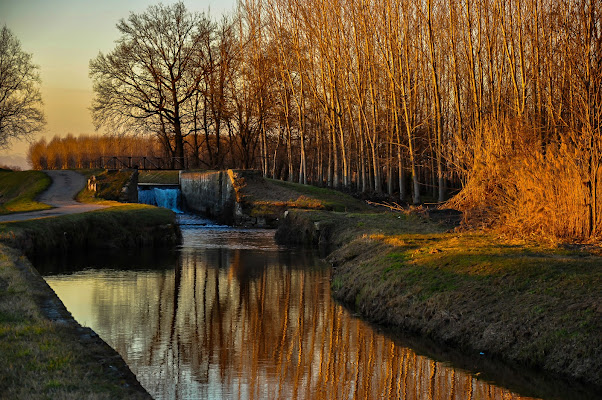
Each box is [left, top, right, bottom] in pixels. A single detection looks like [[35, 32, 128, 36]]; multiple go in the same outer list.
[[35, 215, 595, 400]]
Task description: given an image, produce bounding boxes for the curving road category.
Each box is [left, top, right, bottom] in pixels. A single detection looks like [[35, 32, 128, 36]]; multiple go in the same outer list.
[[0, 170, 108, 223]]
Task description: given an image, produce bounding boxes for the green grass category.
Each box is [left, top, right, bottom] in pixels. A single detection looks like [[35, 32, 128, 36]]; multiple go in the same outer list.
[[138, 170, 180, 184], [267, 179, 369, 212], [0, 171, 52, 214], [0, 244, 150, 398], [77, 169, 134, 203], [237, 176, 370, 224], [0, 204, 179, 257], [279, 209, 602, 386], [0, 169, 179, 398]]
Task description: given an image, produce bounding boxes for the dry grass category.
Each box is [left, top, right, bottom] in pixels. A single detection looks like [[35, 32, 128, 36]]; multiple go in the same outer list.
[[449, 118, 602, 242]]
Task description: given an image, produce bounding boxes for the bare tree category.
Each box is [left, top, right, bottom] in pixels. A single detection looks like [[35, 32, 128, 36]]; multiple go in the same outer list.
[[0, 26, 45, 149], [89, 2, 211, 168]]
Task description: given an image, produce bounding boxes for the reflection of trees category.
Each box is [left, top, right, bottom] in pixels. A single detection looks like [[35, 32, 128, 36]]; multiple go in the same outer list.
[[87, 248, 536, 400]]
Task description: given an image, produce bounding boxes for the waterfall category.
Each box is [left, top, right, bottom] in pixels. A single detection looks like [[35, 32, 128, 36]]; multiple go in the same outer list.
[[138, 186, 183, 214]]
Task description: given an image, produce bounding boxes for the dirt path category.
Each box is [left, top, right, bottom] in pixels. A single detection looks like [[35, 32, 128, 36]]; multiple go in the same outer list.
[[0, 170, 107, 223]]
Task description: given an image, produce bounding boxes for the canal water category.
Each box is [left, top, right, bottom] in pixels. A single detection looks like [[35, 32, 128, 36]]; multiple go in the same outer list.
[[36, 215, 595, 400]]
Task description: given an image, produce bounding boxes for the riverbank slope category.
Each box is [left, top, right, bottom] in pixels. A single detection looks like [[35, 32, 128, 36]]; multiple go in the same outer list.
[[0, 243, 153, 398], [276, 209, 602, 388], [0, 169, 181, 398], [0, 203, 181, 258], [0, 204, 180, 398], [0, 170, 51, 214]]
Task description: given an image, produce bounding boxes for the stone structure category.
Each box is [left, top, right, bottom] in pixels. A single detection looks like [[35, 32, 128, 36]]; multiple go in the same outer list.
[[119, 169, 139, 203], [180, 170, 242, 225]]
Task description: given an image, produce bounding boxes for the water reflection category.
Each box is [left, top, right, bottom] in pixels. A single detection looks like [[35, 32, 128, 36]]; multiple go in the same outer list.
[[41, 227, 555, 400]]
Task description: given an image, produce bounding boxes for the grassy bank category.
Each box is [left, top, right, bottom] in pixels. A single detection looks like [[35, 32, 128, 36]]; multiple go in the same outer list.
[[0, 244, 150, 398], [235, 172, 370, 224], [0, 170, 51, 214], [0, 169, 181, 398], [138, 170, 180, 184], [276, 209, 602, 388], [0, 204, 180, 258], [76, 168, 136, 204]]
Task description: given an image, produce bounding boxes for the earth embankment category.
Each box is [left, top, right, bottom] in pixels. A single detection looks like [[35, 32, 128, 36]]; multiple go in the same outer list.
[[0, 243, 152, 398], [276, 209, 602, 388], [0, 204, 181, 258], [0, 169, 180, 398]]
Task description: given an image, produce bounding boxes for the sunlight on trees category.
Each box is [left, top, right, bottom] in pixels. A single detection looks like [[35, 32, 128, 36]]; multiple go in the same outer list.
[[89, 3, 214, 169], [28, 134, 163, 170], [0, 26, 45, 149], [31, 0, 602, 239]]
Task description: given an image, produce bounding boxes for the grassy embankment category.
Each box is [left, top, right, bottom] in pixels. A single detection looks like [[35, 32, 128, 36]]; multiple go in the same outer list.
[[0, 168, 181, 257], [0, 204, 180, 258], [0, 244, 150, 399], [138, 170, 180, 184], [236, 173, 370, 221], [76, 168, 133, 204], [276, 205, 602, 387], [0, 168, 179, 398], [0, 170, 52, 214]]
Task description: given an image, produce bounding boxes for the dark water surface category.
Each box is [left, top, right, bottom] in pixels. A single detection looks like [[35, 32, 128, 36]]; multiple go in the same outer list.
[[36, 215, 596, 400]]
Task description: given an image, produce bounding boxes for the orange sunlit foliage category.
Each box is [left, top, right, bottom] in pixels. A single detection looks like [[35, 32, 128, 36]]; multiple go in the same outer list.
[[236, 0, 602, 239], [31, 0, 602, 239], [28, 134, 164, 170]]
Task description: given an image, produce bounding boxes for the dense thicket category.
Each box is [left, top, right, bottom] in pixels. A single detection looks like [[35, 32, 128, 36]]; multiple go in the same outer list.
[[30, 0, 602, 239]]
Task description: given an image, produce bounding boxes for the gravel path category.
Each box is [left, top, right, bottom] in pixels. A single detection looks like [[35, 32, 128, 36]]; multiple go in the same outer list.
[[0, 170, 107, 223]]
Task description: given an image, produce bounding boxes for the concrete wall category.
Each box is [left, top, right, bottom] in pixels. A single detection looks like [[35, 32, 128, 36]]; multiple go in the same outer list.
[[120, 169, 139, 203], [180, 170, 240, 225]]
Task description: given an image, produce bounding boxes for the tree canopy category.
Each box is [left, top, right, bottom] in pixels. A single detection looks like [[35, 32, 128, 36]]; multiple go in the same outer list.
[[79, 0, 602, 239]]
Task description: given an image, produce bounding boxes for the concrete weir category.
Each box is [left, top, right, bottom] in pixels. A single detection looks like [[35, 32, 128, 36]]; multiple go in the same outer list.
[[180, 170, 252, 225]]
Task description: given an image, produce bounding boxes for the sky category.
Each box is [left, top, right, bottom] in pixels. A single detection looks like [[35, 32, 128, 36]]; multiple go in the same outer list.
[[0, 0, 236, 169]]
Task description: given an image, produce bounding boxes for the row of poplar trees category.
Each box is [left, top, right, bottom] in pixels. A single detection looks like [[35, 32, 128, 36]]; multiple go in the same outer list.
[[88, 0, 602, 238]]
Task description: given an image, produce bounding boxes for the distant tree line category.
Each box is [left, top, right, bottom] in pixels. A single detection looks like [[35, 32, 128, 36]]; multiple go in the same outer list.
[[30, 0, 602, 239], [28, 133, 242, 170], [28, 134, 161, 170]]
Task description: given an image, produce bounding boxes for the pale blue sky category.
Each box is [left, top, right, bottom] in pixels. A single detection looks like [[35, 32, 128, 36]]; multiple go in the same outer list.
[[0, 0, 236, 168]]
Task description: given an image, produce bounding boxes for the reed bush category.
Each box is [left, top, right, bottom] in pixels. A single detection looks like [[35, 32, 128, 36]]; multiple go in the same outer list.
[[450, 118, 601, 241]]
